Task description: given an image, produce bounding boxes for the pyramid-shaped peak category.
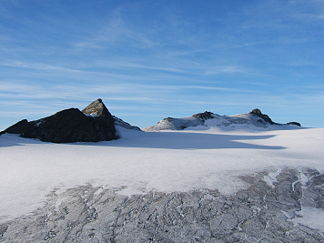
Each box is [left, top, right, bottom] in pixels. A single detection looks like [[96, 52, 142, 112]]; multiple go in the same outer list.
[[82, 98, 112, 118]]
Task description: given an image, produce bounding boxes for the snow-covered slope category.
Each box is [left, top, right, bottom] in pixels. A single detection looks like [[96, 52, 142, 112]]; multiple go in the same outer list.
[[113, 115, 141, 131], [0, 127, 323, 224], [145, 109, 301, 131]]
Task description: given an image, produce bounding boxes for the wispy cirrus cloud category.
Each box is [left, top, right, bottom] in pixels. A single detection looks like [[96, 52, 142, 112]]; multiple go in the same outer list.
[[0, 59, 251, 85], [0, 80, 255, 102], [74, 7, 158, 50], [0, 61, 82, 73], [204, 66, 246, 75]]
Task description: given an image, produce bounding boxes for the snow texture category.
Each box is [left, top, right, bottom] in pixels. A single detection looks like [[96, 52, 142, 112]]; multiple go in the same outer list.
[[292, 207, 324, 232], [0, 126, 324, 227], [1, 168, 324, 242]]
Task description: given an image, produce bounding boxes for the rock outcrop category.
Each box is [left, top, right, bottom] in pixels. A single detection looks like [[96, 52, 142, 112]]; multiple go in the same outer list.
[[249, 108, 275, 124], [192, 111, 214, 120], [82, 98, 111, 118], [249, 109, 301, 127], [2, 99, 117, 143]]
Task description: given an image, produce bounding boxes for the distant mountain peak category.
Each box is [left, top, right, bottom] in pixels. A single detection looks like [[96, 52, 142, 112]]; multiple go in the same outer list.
[[145, 108, 301, 131], [249, 108, 275, 124], [250, 108, 262, 116]]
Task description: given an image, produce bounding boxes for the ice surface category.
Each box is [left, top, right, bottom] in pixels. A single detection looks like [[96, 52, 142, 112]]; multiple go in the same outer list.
[[263, 168, 282, 188], [292, 207, 324, 232], [0, 126, 323, 222]]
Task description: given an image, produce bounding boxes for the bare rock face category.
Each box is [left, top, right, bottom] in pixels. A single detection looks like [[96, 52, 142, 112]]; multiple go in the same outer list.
[[249, 109, 302, 127], [192, 111, 214, 120], [2, 99, 117, 143], [82, 98, 111, 118], [249, 108, 275, 124]]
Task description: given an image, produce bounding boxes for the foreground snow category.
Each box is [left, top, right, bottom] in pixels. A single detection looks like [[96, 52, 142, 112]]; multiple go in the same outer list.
[[0, 127, 323, 226], [3, 169, 324, 242]]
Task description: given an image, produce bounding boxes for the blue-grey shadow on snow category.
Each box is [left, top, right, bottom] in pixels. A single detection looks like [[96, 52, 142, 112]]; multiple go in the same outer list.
[[0, 132, 286, 150], [0, 134, 51, 147], [94, 131, 285, 150]]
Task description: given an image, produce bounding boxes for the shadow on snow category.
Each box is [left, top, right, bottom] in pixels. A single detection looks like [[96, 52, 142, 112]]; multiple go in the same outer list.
[[0, 131, 285, 150]]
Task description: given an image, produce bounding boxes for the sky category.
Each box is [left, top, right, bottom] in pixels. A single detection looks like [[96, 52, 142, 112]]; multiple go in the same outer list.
[[0, 0, 324, 129]]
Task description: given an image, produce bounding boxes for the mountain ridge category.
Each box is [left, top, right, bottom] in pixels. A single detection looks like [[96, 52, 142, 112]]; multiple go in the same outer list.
[[1, 99, 302, 143], [145, 108, 301, 131]]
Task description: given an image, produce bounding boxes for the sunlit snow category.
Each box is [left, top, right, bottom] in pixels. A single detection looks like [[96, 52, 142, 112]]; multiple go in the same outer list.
[[0, 127, 323, 223]]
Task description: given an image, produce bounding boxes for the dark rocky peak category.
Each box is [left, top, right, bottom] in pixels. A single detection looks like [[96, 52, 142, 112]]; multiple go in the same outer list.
[[249, 109, 301, 127], [192, 111, 214, 120], [2, 102, 118, 143], [82, 98, 112, 118], [250, 108, 262, 116], [249, 108, 275, 124]]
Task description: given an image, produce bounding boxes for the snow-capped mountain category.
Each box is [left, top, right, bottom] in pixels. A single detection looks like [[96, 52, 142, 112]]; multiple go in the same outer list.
[[145, 108, 301, 131]]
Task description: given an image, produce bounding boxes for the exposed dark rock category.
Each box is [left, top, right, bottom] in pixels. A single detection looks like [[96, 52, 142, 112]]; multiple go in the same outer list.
[[192, 111, 214, 120], [2, 99, 117, 143], [249, 108, 276, 124], [2, 119, 33, 136], [286, 122, 301, 127]]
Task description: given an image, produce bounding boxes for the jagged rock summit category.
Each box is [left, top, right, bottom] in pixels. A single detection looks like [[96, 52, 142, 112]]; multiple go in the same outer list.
[[248, 108, 301, 127], [249, 108, 275, 124], [1, 99, 118, 143], [81, 98, 141, 131], [82, 98, 111, 118], [145, 108, 301, 131]]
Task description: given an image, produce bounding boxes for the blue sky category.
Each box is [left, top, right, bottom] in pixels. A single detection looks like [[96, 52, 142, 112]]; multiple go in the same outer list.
[[0, 0, 324, 129]]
